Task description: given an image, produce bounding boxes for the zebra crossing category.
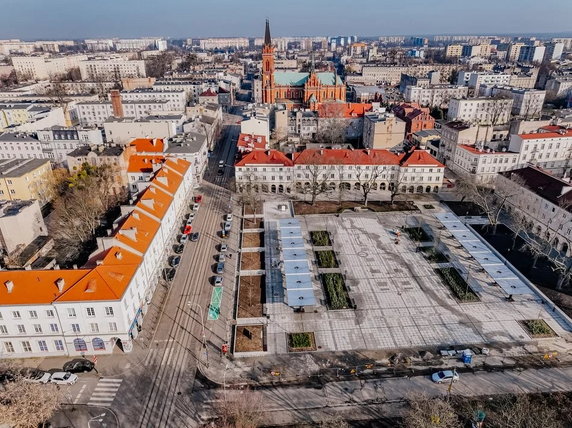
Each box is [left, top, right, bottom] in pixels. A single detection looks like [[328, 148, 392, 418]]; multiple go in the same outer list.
[[87, 378, 123, 406]]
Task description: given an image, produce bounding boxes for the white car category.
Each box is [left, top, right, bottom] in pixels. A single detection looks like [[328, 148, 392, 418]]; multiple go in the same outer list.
[[218, 253, 226, 262], [192, 203, 199, 211], [220, 244, 228, 252], [431, 370, 459, 384], [49, 371, 78, 385], [23, 371, 51, 384], [224, 221, 232, 232], [225, 214, 233, 222]]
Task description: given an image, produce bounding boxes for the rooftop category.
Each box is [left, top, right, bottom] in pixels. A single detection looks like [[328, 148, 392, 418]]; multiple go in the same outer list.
[[0, 158, 50, 177]]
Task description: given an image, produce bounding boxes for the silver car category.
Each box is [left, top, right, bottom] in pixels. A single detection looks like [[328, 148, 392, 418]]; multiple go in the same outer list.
[[49, 371, 78, 385], [431, 370, 459, 384]]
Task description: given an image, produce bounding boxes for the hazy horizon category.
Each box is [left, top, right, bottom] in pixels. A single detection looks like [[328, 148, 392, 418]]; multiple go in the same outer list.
[[0, 0, 571, 40]]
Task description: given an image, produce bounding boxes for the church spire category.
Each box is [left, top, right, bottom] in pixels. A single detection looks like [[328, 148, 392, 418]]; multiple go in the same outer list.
[[264, 18, 271, 46]]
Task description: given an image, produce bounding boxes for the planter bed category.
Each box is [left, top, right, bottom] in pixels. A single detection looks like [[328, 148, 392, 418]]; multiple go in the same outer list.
[[287, 332, 317, 352], [315, 250, 339, 268], [235, 325, 265, 352], [403, 227, 432, 242], [241, 251, 265, 270], [238, 276, 265, 318], [321, 273, 352, 309], [435, 267, 479, 302], [310, 230, 332, 247], [242, 232, 264, 248], [420, 246, 448, 263], [521, 319, 556, 338]]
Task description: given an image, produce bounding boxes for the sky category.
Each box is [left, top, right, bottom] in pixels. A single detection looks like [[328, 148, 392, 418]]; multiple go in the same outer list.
[[0, 0, 571, 40]]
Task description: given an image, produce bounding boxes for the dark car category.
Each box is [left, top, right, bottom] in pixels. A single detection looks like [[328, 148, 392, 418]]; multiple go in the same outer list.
[[216, 262, 225, 274], [173, 244, 184, 254], [163, 267, 176, 282], [0, 372, 16, 384], [169, 256, 181, 267], [191, 232, 200, 242], [63, 359, 95, 374], [217, 169, 224, 176]]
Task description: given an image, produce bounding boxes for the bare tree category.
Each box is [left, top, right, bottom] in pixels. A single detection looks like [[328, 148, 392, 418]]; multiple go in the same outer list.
[[404, 394, 459, 428], [0, 361, 63, 428], [43, 79, 72, 119], [482, 95, 511, 141], [299, 163, 330, 205], [355, 165, 385, 206], [239, 174, 262, 222], [389, 169, 406, 205], [214, 389, 264, 428]]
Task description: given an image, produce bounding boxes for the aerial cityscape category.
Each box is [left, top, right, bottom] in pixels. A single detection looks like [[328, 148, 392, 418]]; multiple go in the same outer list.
[[0, 1, 572, 427]]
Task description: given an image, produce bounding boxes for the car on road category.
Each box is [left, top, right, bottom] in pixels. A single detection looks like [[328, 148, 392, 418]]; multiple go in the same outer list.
[[187, 212, 195, 221], [23, 370, 51, 384], [183, 224, 192, 235], [194, 195, 203, 203], [218, 160, 225, 168], [216, 262, 225, 274], [49, 372, 78, 385], [62, 359, 95, 374], [431, 370, 459, 384], [186, 217, 193, 226], [220, 229, 228, 238], [224, 221, 232, 232], [192, 203, 200, 211], [179, 234, 188, 244], [173, 244, 184, 254], [169, 256, 181, 268], [217, 169, 224, 176], [218, 253, 226, 262], [163, 267, 176, 282], [220, 243, 228, 252], [225, 214, 233, 222], [190, 232, 200, 242], [214, 276, 223, 286]]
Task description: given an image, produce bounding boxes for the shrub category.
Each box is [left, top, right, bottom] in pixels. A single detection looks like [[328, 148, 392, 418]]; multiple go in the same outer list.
[[289, 332, 313, 348], [522, 319, 555, 337], [403, 227, 432, 242], [310, 231, 331, 246], [321, 273, 350, 309], [436, 267, 479, 302], [315, 250, 339, 268], [421, 247, 448, 263]]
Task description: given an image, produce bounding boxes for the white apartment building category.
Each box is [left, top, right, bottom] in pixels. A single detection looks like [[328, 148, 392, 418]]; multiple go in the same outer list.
[[75, 100, 170, 127], [153, 79, 212, 103], [457, 72, 512, 95], [0, 133, 45, 160], [104, 115, 184, 145], [78, 58, 147, 80], [11, 55, 88, 80], [36, 126, 103, 165], [447, 97, 513, 125], [450, 144, 520, 184], [0, 158, 193, 358], [508, 126, 572, 174], [518, 45, 546, 63], [445, 44, 463, 58], [119, 89, 186, 112], [545, 77, 572, 100], [479, 85, 546, 118], [360, 64, 458, 85], [198, 38, 250, 50], [404, 85, 468, 108], [235, 148, 444, 195], [496, 166, 572, 257], [114, 38, 166, 51]]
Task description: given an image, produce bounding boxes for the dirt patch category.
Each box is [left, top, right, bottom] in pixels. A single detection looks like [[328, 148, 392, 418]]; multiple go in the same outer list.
[[238, 276, 265, 318], [242, 232, 264, 248], [539, 286, 572, 318], [244, 219, 263, 229], [244, 203, 263, 216], [241, 251, 265, 270], [235, 325, 265, 352], [443, 201, 485, 217], [293, 200, 417, 215]]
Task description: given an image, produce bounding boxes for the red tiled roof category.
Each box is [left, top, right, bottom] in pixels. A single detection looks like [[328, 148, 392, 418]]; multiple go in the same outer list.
[[199, 88, 218, 97], [235, 150, 294, 167], [127, 155, 166, 173], [293, 149, 401, 165], [317, 102, 373, 118], [130, 138, 165, 153], [398, 150, 444, 167], [237, 133, 268, 150], [518, 129, 572, 140]]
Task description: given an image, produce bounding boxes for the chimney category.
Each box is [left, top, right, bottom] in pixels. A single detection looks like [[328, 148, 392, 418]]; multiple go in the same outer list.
[[111, 90, 124, 118], [55, 278, 65, 292], [4, 280, 14, 293]]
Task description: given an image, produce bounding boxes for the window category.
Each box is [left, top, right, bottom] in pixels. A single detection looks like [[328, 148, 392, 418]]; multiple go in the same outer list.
[[12, 311, 21, 319], [17, 325, 26, 334], [38, 340, 48, 352], [50, 323, 59, 333], [86, 307, 95, 317], [90, 323, 99, 333], [0, 325, 7, 334], [73, 338, 87, 352], [29, 310, 37, 319], [109, 322, 117, 332], [4, 342, 14, 353], [67, 308, 76, 318], [105, 306, 114, 316], [22, 341, 32, 352], [71, 324, 80, 333], [92, 337, 105, 351], [33, 324, 42, 334], [54, 340, 64, 351], [45, 309, 54, 318]]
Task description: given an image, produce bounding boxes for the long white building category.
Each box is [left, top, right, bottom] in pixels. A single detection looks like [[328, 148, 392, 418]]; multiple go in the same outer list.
[[78, 58, 147, 80], [0, 158, 193, 358], [404, 85, 468, 108], [11, 55, 88, 80], [447, 97, 513, 125]]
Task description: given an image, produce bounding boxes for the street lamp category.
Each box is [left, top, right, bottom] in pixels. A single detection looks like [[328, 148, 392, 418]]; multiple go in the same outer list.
[[88, 413, 106, 428]]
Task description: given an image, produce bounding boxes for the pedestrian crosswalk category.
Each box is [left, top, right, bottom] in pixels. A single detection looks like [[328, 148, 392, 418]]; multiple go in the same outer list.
[[87, 378, 122, 406]]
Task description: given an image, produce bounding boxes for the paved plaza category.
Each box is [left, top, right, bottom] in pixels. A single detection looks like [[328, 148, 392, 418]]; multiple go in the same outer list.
[[260, 201, 572, 355]]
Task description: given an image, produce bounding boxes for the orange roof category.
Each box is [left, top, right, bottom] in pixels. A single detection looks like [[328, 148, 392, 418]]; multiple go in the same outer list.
[[135, 185, 172, 220], [519, 129, 572, 140], [293, 149, 400, 165], [130, 138, 165, 153], [237, 133, 268, 150], [459, 145, 517, 156], [317, 102, 373, 118], [115, 210, 160, 254], [163, 157, 191, 176], [127, 155, 166, 173], [0, 270, 90, 305], [399, 150, 444, 167], [101, 246, 143, 266], [235, 150, 294, 167]]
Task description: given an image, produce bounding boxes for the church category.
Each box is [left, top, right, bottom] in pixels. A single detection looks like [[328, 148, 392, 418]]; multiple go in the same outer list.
[[260, 20, 346, 109]]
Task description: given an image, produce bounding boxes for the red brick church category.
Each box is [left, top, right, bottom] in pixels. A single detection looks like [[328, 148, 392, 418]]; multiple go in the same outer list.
[[261, 20, 346, 109]]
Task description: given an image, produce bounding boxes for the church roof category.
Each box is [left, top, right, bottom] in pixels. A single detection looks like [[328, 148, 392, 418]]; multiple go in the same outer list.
[[273, 71, 343, 87]]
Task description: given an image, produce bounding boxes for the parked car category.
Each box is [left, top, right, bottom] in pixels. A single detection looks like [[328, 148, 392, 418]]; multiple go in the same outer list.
[[220, 229, 228, 238], [220, 244, 228, 252], [224, 221, 232, 232], [190, 232, 200, 242], [173, 244, 184, 254], [192, 203, 199, 211], [214, 276, 223, 286], [225, 214, 233, 222], [183, 224, 192, 235], [431, 370, 459, 384], [218, 160, 225, 168], [194, 195, 203, 203], [49, 372, 78, 385], [217, 169, 224, 176], [23, 370, 51, 384], [163, 268, 176, 282], [188, 212, 195, 221], [179, 234, 189, 244], [0, 372, 16, 384], [169, 256, 181, 268], [63, 359, 95, 374], [218, 253, 226, 262], [216, 262, 225, 274]]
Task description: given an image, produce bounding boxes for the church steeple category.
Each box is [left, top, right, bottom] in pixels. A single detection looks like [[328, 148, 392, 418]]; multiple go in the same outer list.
[[264, 19, 271, 46]]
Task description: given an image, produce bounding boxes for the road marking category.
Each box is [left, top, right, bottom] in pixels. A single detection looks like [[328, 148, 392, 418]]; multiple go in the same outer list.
[[73, 384, 86, 404], [87, 378, 122, 406], [208, 287, 223, 320]]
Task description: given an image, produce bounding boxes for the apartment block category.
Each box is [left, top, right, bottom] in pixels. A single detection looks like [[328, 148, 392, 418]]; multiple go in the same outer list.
[[0, 159, 53, 205], [447, 97, 513, 125]]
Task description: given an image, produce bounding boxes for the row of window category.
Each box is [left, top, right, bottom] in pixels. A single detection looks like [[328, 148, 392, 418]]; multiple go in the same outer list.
[[0, 321, 117, 335], [1, 306, 114, 320], [4, 337, 107, 354]]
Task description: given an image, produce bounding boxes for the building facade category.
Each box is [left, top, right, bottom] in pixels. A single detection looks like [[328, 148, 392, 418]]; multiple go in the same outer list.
[[363, 112, 406, 149]]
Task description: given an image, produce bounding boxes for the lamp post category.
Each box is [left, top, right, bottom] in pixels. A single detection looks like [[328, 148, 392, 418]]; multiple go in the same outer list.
[[88, 413, 106, 428]]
